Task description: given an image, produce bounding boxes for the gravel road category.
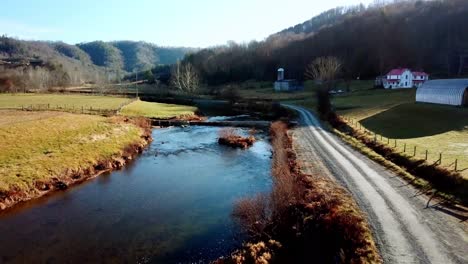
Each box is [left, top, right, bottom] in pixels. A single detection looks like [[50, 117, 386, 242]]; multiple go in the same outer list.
[[286, 104, 468, 264]]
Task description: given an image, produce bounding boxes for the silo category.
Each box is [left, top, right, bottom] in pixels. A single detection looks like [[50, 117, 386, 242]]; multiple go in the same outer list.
[[277, 68, 284, 81]]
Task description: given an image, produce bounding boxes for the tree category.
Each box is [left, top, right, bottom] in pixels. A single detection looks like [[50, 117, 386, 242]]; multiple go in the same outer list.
[[144, 70, 155, 83], [171, 61, 200, 93], [305, 56, 341, 119]]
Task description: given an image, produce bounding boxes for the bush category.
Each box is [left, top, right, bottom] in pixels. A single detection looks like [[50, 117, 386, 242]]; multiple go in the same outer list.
[[228, 121, 381, 263]]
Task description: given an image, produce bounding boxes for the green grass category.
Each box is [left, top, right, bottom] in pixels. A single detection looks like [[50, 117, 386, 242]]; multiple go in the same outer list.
[[236, 81, 467, 177], [237, 80, 374, 101], [330, 90, 468, 177], [120, 100, 197, 119], [0, 93, 133, 110], [0, 111, 146, 193]]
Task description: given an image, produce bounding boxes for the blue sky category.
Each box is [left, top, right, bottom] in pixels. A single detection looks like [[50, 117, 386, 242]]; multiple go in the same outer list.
[[1, 0, 373, 47]]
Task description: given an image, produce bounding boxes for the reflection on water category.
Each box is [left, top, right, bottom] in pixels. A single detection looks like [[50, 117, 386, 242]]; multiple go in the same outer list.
[[0, 126, 272, 264]]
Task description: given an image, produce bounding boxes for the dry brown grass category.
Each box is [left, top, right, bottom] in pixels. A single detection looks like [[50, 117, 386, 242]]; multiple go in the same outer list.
[[330, 115, 468, 205], [218, 128, 255, 149], [225, 121, 381, 264], [0, 111, 152, 210]]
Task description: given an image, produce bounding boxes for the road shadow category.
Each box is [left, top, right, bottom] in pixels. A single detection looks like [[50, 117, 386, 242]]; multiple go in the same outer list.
[[361, 103, 468, 139]]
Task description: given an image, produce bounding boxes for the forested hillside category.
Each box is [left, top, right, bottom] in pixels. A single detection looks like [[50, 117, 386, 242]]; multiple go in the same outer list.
[[273, 4, 366, 36], [186, 0, 468, 85], [0, 37, 193, 92], [0, 36, 106, 91]]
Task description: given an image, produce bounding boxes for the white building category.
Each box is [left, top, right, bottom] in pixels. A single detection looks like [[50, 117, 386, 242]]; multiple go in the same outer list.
[[416, 79, 468, 106], [274, 68, 303, 92], [383, 68, 429, 89]]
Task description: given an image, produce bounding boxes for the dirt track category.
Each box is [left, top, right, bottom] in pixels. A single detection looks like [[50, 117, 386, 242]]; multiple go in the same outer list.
[[286, 104, 467, 264]]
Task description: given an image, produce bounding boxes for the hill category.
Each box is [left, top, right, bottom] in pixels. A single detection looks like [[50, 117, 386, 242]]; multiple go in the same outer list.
[[272, 4, 366, 36], [186, 0, 468, 85], [110, 41, 194, 72], [0, 37, 193, 91]]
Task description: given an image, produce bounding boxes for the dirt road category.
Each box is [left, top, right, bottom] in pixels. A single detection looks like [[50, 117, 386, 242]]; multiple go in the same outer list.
[[286, 104, 467, 264]]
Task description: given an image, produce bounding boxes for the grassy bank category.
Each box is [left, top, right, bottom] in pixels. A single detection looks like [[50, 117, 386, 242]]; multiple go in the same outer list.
[[294, 87, 467, 178], [0, 93, 133, 110], [0, 110, 150, 209], [217, 122, 381, 263], [119, 100, 198, 119], [330, 115, 468, 205]]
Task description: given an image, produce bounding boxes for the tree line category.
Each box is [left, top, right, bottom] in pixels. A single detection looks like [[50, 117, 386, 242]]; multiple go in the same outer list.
[[0, 36, 194, 92], [184, 0, 468, 86]]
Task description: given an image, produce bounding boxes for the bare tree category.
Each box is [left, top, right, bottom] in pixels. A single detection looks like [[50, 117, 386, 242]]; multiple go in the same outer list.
[[305, 56, 341, 119], [171, 61, 199, 93]]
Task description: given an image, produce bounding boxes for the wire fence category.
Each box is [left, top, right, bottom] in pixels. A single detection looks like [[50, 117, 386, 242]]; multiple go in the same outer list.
[[1, 99, 135, 117], [341, 116, 467, 173]]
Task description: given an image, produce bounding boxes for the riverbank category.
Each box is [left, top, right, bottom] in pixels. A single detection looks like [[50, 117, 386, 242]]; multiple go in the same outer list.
[[217, 121, 381, 263], [0, 110, 152, 210]]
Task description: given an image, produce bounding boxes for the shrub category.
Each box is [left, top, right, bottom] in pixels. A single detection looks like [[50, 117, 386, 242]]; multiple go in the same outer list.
[[228, 121, 381, 263], [218, 128, 255, 149]]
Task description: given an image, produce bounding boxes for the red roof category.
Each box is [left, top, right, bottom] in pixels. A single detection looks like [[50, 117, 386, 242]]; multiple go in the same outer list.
[[387, 68, 409, 75], [413, 80, 425, 83], [386, 79, 400, 82], [386, 68, 429, 76]]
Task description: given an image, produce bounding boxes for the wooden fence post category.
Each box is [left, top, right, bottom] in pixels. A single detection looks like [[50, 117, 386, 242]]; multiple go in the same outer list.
[[439, 153, 442, 165], [454, 159, 458, 171], [404, 143, 406, 153], [394, 139, 397, 148], [387, 137, 390, 145], [425, 150, 428, 161], [413, 146, 417, 157]]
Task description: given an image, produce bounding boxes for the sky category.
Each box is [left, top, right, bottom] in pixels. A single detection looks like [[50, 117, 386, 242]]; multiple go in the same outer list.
[[0, 0, 374, 48]]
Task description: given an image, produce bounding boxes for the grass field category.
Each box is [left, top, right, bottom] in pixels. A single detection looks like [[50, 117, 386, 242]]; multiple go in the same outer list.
[[0, 110, 146, 193], [236, 80, 467, 177], [296, 87, 468, 177], [237, 80, 374, 101], [120, 100, 197, 119], [0, 93, 133, 110]]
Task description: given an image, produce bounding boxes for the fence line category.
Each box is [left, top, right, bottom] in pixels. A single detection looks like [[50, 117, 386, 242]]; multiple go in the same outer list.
[[342, 116, 466, 172], [0, 98, 137, 116]]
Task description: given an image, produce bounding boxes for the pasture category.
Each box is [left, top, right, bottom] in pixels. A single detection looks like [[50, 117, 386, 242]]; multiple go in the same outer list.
[[0, 110, 146, 193]]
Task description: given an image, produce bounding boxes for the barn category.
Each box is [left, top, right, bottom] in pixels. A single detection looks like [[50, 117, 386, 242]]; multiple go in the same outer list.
[[416, 79, 468, 106], [274, 68, 303, 92]]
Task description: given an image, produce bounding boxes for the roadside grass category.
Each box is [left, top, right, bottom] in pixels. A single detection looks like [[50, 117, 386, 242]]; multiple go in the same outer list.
[[332, 126, 468, 205], [226, 122, 381, 263], [119, 100, 197, 119], [0, 110, 146, 193], [0, 93, 133, 110], [294, 87, 467, 178]]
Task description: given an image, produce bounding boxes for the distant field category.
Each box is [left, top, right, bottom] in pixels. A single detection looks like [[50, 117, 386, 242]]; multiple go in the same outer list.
[[240, 82, 467, 177], [0, 110, 145, 193], [0, 93, 133, 110], [237, 80, 374, 101], [308, 88, 467, 177], [120, 100, 197, 119]]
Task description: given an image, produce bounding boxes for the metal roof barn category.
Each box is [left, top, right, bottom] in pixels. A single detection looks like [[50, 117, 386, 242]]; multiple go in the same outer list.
[[416, 79, 468, 106]]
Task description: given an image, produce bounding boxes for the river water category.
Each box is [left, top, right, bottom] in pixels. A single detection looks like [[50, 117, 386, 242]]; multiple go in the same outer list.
[[0, 125, 272, 263]]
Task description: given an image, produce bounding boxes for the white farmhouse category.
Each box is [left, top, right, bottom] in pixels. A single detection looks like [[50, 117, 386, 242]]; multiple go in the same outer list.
[[383, 68, 429, 89]]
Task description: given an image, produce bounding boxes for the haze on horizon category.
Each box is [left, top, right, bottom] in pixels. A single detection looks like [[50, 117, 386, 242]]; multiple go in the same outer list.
[[1, 0, 373, 48]]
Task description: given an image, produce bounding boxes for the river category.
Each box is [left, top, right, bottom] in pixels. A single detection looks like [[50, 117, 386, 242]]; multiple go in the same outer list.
[[0, 125, 272, 263]]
